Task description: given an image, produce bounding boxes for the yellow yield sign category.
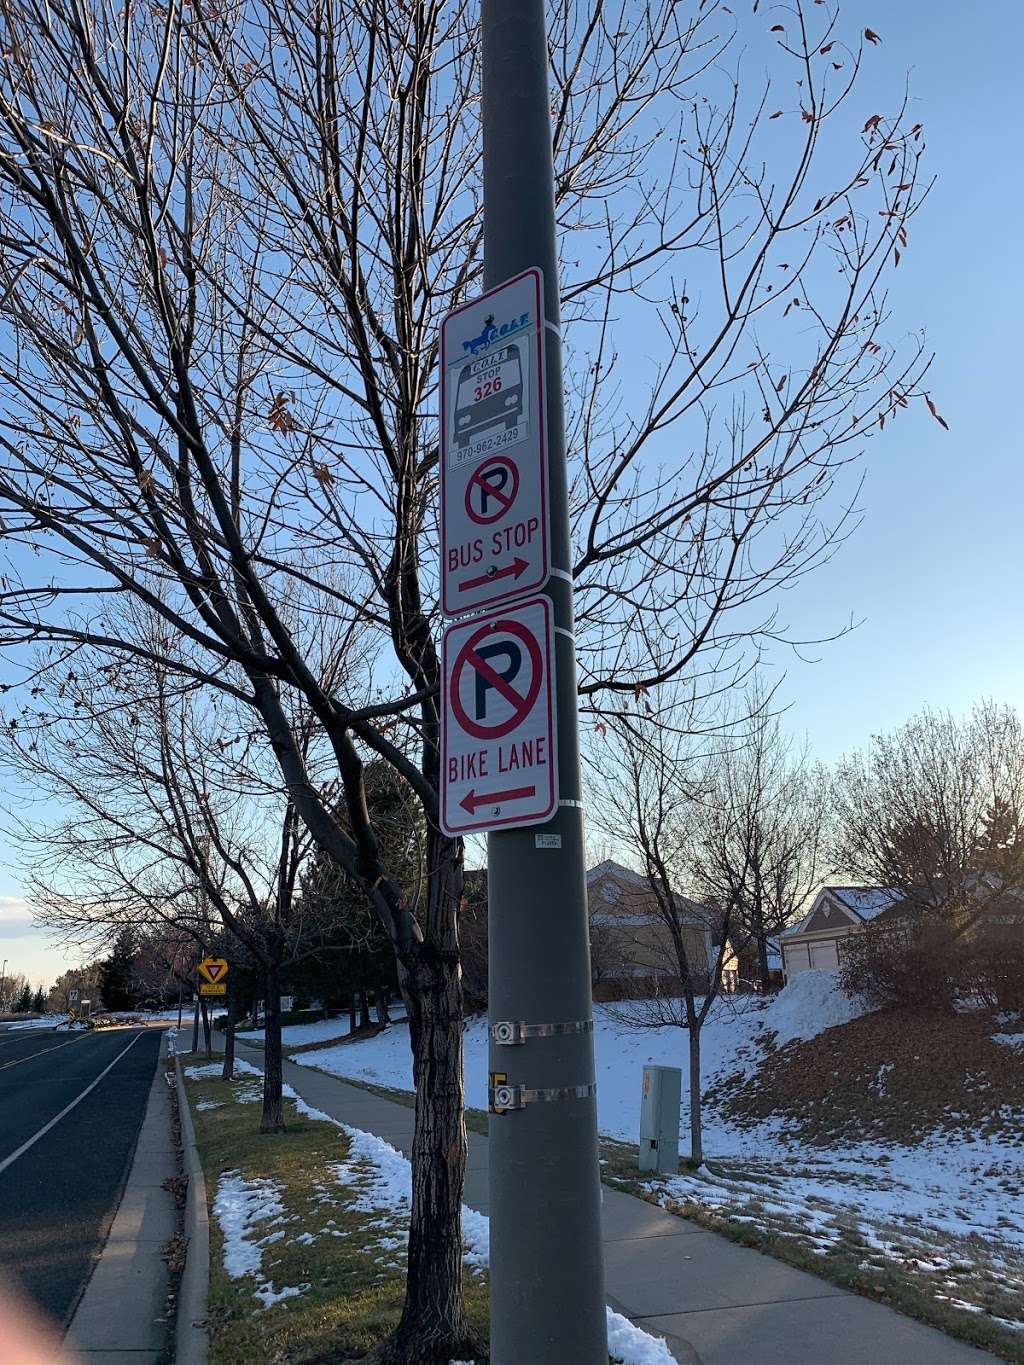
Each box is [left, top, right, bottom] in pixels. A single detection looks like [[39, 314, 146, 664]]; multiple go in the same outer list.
[[198, 957, 229, 985]]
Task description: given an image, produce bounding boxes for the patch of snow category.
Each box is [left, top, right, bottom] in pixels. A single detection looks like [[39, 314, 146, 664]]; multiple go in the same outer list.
[[607, 1308, 677, 1364], [213, 1172, 285, 1279], [993, 1032, 1024, 1050], [184, 1059, 262, 1081], [830, 887, 903, 919], [243, 1016, 354, 1047], [255, 1282, 310, 1309], [211, 1171, 310, 1310], [195, 1100, 224, 1111], [758, 971, 873, 1047], [2, 1014, 68, 1030]]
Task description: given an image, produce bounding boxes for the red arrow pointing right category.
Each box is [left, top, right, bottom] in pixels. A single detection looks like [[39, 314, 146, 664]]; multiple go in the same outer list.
[[458, 557, 529, 594], [459, 783, 536, 815]]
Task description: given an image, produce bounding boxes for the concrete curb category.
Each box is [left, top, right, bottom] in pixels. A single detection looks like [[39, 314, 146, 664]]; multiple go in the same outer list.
[[175, 1056, 209, 1365]]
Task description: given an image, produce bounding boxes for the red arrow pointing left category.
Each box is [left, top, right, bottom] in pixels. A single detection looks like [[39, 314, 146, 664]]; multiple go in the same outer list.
[[458, 556, 529, 593], [459, 784, 536, 815]]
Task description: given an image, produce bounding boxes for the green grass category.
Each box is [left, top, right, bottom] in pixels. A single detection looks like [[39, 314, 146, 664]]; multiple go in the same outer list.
[[182, 1054, 489, 1363], [183, 1056, 638, 1363]]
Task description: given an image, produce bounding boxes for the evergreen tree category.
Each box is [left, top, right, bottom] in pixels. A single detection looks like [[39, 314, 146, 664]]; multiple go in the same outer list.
[[295, 763, 422, 1019], [14, 983, 32, 1013], [31, 986, 46, 1012], [98, 927, 138, 1011]]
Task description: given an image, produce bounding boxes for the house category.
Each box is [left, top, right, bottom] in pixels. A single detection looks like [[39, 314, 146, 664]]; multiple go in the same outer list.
[[720, 935, 784, 993], [780, 885, 904, 977], [586, 860, 712, 1000]]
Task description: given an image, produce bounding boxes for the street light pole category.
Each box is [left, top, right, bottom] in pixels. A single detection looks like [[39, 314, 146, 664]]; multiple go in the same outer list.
[[0, 959, 7, 1013], [481, 2, 608, 1361]]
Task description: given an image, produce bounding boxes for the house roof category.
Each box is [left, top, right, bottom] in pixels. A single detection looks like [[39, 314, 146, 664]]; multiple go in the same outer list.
[[586, 859, 708, 924], [586, 858, 648, 888], [782, 885, 904, 937], [829, 886, 903, 920]]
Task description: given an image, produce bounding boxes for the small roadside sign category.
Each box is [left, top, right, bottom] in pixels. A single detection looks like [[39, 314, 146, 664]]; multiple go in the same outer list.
[[68, 989, 79, 1003], [440, 268, 549, 618], [200, 982, 227, 997], [198, 957, 229, 985], [441, 596, 557, 835]]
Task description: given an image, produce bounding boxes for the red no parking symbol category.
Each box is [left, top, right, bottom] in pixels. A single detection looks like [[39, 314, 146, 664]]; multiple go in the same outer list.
[[465, 456, 520, 525], [449, 618, 542, 741]]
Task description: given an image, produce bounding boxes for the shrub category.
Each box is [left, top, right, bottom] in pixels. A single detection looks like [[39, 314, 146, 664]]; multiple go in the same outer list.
[[964, 921, 1024, 1012], [839, 916, 960, 1012]]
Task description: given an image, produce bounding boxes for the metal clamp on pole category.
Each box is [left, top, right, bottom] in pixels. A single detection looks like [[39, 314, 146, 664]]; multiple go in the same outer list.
[[489, 1079, 597, 1114], [491, 1019, 594, 1046]]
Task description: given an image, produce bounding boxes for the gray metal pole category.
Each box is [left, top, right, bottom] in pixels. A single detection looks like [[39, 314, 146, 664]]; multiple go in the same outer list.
[[482, 2, 607, 1361]]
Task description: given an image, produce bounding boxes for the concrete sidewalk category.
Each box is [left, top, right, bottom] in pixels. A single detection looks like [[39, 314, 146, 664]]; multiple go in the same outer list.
[[223, 1034, 999, 1365], [66, 1033, 177, 1364]]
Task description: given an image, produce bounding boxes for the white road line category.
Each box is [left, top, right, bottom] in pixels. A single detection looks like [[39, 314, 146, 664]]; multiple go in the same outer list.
[[0, 1032, 94, 1072], [0, 1031, 146, 1177]]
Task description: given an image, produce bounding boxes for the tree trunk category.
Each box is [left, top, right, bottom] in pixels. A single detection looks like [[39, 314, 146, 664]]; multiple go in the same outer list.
[[191, 994, 200, 1053], [359, 987, 371, 1030], [367, 835, 477, 1364], [222, 986, 238, 1081], [349, 994, 357, 1032], [200, 996, 212, 1059], [688, 1025, 703, 1165], [261, 960, 285, 1134], [375, 987, 390, 1027]]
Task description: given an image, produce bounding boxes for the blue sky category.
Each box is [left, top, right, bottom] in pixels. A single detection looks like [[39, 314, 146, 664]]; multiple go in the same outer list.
[[756, 0, 1024, 757], [2, 0, 1022, 986]]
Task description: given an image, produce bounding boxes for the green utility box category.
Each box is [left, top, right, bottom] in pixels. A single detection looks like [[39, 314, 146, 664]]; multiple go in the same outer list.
[[639, 1064, 681, 1174]]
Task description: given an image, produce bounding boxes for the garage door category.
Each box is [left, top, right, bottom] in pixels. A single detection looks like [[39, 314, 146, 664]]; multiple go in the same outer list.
[[784, 944, 811, 975], [810, 941, 839, 971]]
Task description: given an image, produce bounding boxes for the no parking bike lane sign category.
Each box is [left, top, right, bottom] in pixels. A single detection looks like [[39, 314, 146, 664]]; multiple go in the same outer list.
[[440, 596, 557, 835]]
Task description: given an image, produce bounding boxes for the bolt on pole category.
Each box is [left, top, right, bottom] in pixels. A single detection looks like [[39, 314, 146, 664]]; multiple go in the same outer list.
[[481, 1, 608, 1362]]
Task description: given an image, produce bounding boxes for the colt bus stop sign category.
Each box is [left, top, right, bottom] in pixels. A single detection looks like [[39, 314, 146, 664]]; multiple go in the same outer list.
[[441, 597, 557, 835], [440, 268, 549, 618]]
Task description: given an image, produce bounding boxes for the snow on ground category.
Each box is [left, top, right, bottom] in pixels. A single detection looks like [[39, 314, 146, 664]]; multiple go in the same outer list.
[[242, 1015, 354, 1047], [294, 972, 873, 1143], [283, 1087, 675, 1364], [294, 970, 1024, 1341], [3, 1014, 69, 1030], [211, 1170, 311, 1309]]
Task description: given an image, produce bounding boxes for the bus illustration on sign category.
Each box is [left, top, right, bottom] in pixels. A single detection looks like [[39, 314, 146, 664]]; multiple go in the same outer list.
[[451, 341, 527, 464]]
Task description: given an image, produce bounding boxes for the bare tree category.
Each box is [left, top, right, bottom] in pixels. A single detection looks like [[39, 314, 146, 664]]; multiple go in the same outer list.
[[0, 0, 934, 1355], [0, 640, 329, 1130], [830, 701, 1024, 928], [592, 720, 733, 1165], [689, 703, 829, 991]]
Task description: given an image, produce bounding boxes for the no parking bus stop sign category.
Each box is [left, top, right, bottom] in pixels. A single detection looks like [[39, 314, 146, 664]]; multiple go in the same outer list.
[[441, 597, 557, 835], [439, 268, 549, 618]]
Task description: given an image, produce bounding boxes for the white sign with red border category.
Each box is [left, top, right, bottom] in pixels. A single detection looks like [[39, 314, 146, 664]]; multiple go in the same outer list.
[[441, 596, 557, 835], [440, 269, 549, 619]]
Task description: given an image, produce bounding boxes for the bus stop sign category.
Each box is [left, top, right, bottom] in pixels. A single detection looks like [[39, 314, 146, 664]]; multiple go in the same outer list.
[[440, 269, 549, 618]]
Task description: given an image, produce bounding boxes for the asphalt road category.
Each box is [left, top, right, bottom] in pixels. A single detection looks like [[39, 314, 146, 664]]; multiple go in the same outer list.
[[0, 1025, 165, 1331]]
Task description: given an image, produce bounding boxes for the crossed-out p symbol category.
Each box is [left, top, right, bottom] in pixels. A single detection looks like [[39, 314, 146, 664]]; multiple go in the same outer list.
[[465, 455, 520, 525]]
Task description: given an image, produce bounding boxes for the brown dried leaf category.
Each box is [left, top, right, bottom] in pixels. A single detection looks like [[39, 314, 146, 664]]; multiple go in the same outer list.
[[925, 396, 949, 431], [864, 27, 881, 44], [769, 110, 783, 119], [770, 24, 784, 32], [863, 113, 882, 134]]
